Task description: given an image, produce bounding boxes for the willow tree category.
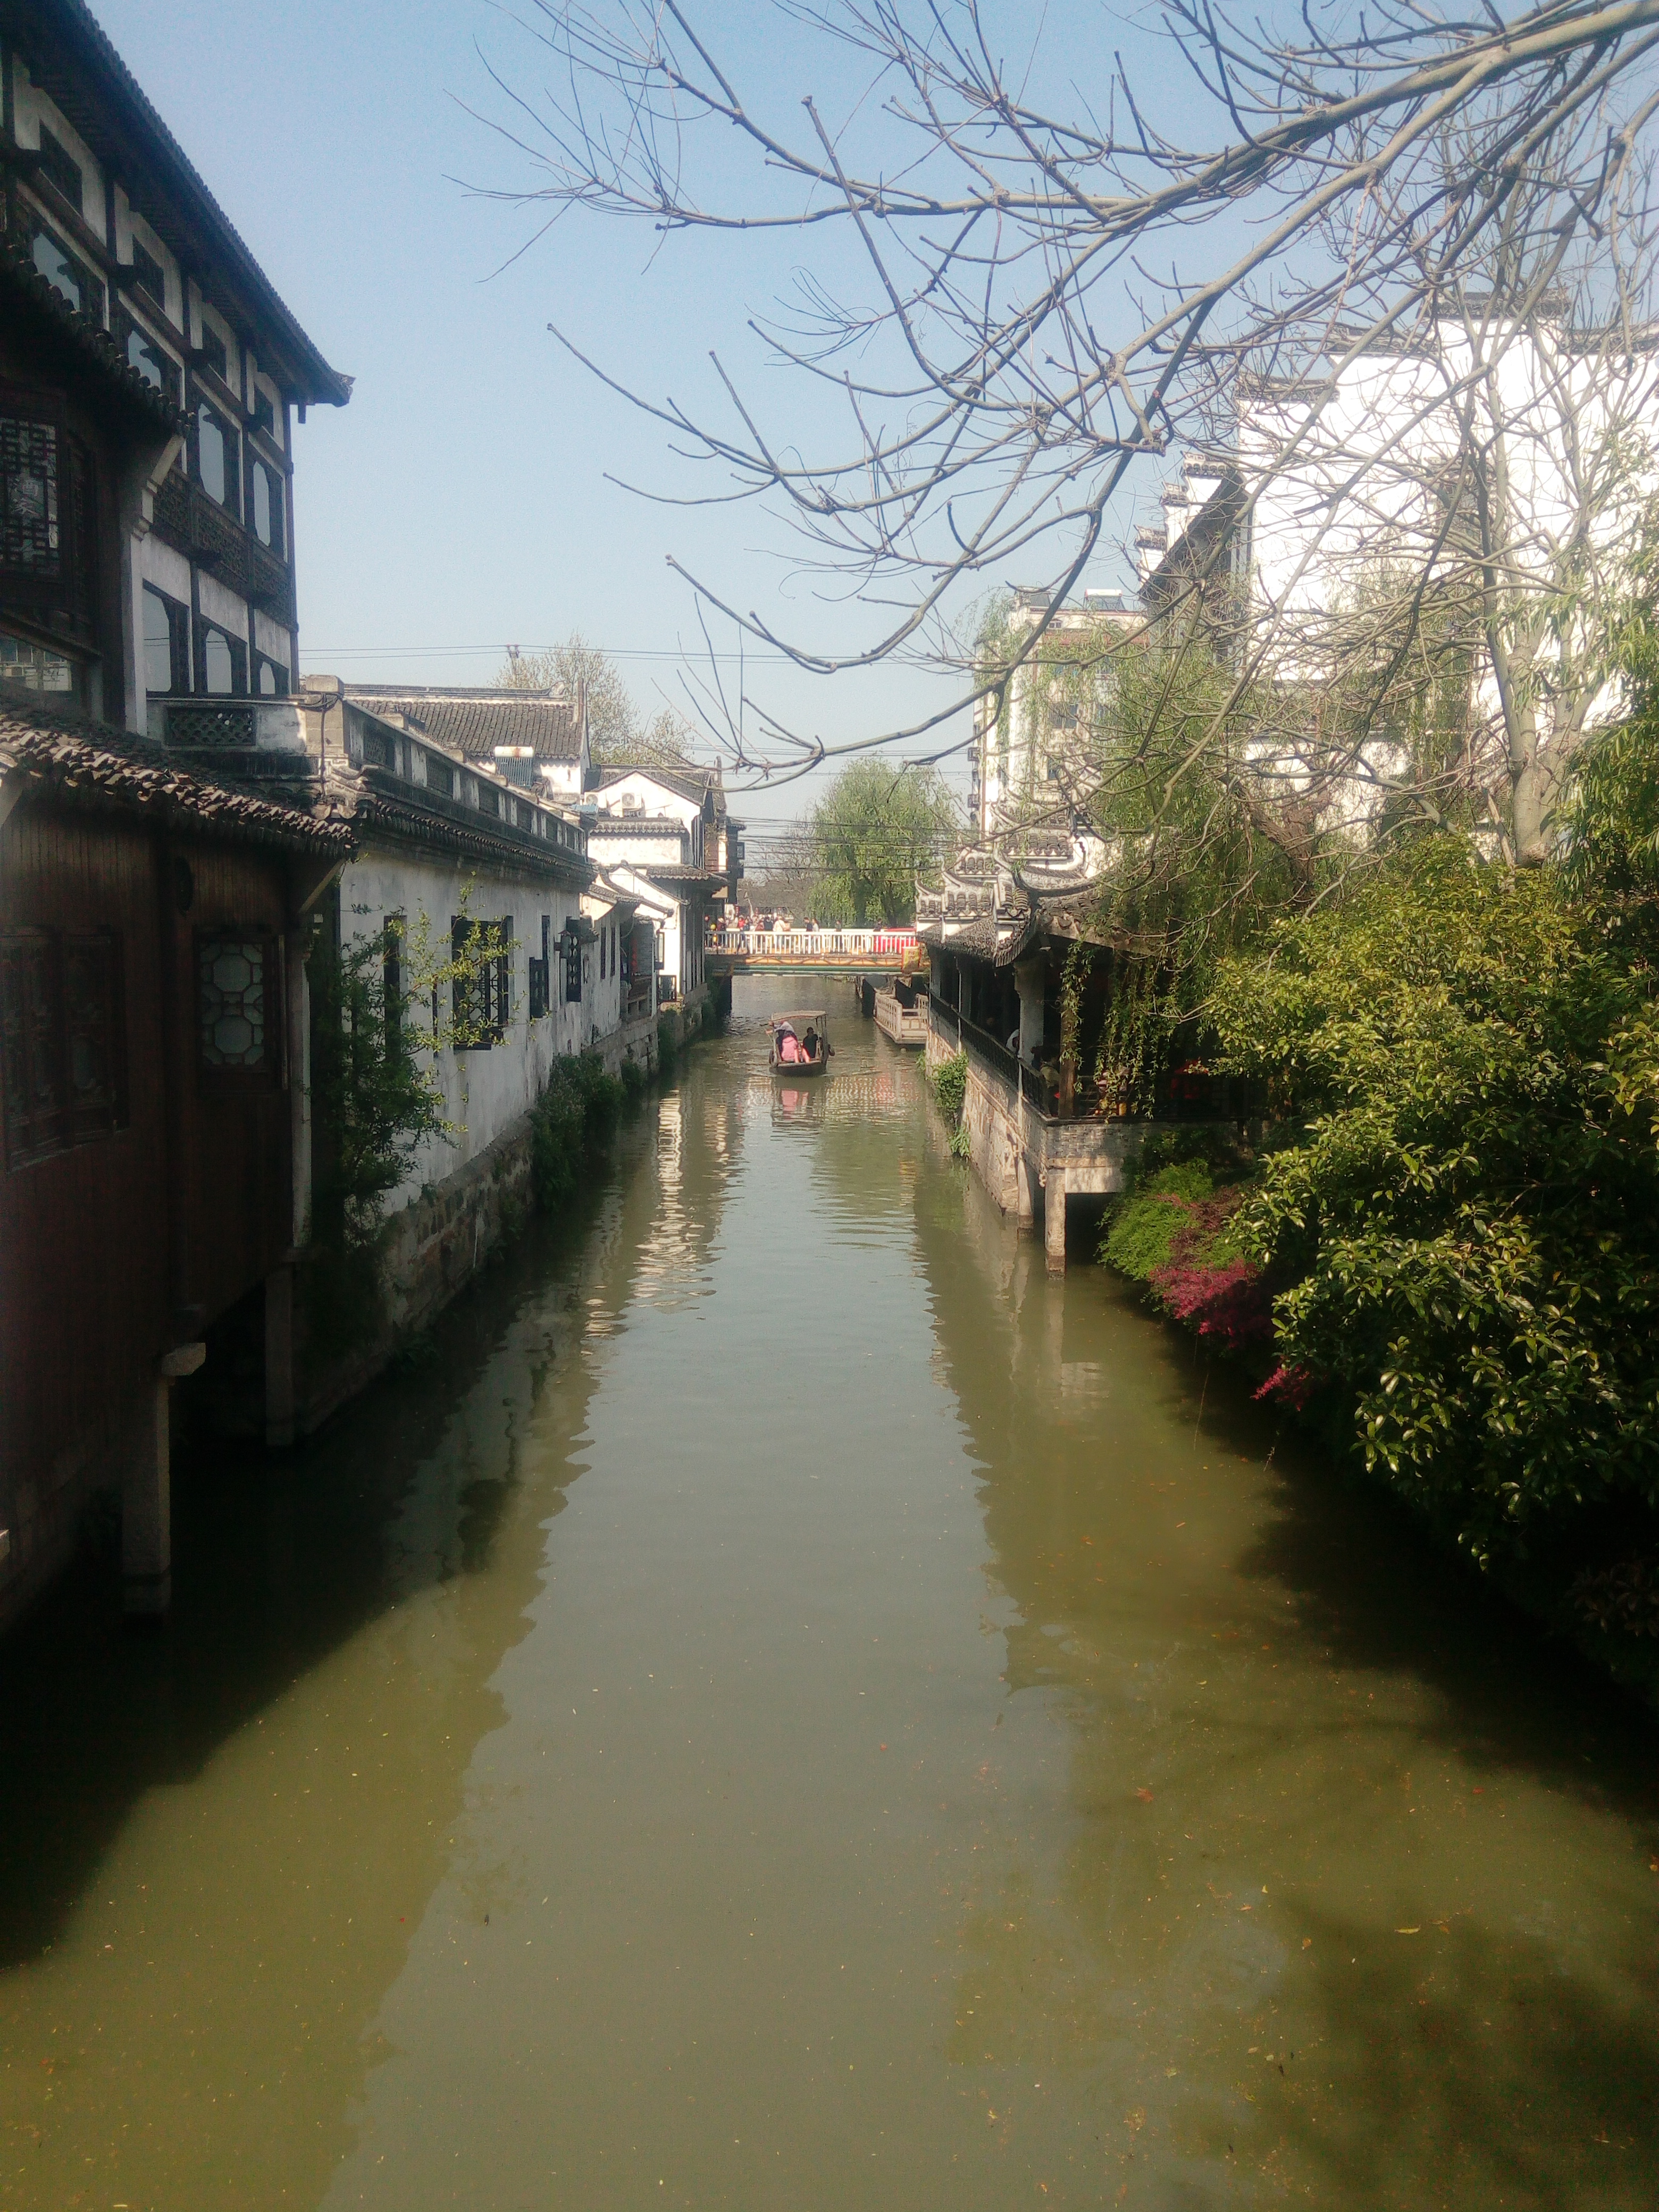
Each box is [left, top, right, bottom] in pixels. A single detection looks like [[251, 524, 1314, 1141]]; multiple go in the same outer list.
[[809, 759, 959, 925]]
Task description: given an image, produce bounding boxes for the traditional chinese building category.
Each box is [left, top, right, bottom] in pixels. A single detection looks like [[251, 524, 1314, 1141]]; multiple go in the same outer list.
[[1, 0, 350, 731], [0, 698, 350, 1625], [0, 1, 351, 1626], [584, 764, 742, 1013]]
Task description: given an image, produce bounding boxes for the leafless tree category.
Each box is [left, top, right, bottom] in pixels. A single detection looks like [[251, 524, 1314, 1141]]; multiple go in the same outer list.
[[474, 0, 1659, 845]]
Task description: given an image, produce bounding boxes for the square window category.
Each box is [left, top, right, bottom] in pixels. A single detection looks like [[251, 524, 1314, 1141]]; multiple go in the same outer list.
[[129, 237, 166, 311], [35, 127, 83, 216], [198, 322, 228, 383], [196, 403, 236, 508], [201, 625, 244, 696], [123, 321, 179, 405], [1, 927, 124, 1163], [252, 386, 275, 437], [143, 585, 187, 696], [1, 629, 76, 695], [31, 227, 102, 323], [250, 458, 282, 551]]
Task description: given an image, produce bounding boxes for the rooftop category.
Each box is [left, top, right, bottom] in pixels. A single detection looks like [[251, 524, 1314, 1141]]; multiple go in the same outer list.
[[316, 683, 584, 765], [9, 0, 350, 406], [0, 695, 350, 853]]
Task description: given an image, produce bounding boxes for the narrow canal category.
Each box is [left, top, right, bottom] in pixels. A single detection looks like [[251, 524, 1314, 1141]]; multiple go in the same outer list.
[[2, 978, 1656, 2210]]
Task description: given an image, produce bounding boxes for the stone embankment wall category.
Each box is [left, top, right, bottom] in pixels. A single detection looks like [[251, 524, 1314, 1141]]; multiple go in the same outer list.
[[297, 982, 718, 1432], [926, 1016, 1156, 1267]]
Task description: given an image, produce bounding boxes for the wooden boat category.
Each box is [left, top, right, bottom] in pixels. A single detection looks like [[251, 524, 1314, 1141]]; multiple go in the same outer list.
[[769, 1010, 831, 1075], [874, 987, 927, 1048]]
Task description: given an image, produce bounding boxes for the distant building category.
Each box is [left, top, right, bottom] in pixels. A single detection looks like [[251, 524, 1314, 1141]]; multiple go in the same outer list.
[[585, 764, 743, 1010], [327, 682, 589, 807], [1134, 312, 1659, 834], [970, 586, 1142, 845]]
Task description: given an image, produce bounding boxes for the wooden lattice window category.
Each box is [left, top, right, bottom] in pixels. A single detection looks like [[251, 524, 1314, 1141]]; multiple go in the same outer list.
[[197, 932, 277, 1082], [0, 415, 60, 577], [563, 922, 583, 1006], [451, 917, 510, 1048], [528, 915, 550, 1020], [1, 928, 125, 1166]]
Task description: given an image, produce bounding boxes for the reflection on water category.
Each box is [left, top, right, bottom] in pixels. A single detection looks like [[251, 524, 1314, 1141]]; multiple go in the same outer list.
[[1, 974, 1655, 2210]]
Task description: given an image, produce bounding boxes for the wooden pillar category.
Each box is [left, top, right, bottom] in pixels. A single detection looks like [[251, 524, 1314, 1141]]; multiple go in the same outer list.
[[125, 1344, 206, 1619], [1015, 955, 1045, 1069], [265, 1263, 295, 1448], [123, 1378, 171, 1619], [1044, 1169, 1068, 1274]]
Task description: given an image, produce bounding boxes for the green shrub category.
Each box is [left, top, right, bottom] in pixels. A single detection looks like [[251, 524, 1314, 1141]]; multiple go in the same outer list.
[[620, 1055, 646, 1105], [929, 1048, 968, 1122], [532, 1053, 623, 1210], [657, 1015, 678, 1074], [1102, 1162, 1214, 1279], [1213, 837, 1659, 1567]]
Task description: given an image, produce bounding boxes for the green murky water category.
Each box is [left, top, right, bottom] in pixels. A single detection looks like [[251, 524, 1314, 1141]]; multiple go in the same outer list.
[[2, 977, 1655, 2209]]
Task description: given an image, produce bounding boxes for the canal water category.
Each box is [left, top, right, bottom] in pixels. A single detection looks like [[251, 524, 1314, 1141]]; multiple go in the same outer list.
[[2, 977, 1656, 2210]]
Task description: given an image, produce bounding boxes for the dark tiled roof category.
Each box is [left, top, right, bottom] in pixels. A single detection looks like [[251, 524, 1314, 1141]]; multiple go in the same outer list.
[[337, 685, 582, 764], [16, 0, 350, 405], [0, 697, 351, 852], [588, 814, 684, 837], [0, 236, 184, 437], [336, 765, 593, 886]]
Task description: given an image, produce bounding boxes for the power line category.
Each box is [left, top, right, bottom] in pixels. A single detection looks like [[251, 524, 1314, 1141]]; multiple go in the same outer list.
[[303, 641, 810, 666]]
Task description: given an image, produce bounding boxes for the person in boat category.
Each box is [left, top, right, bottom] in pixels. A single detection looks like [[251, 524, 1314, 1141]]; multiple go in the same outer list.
[[777, 1024, 802, 1064], [802, 1025, 820, 1061]]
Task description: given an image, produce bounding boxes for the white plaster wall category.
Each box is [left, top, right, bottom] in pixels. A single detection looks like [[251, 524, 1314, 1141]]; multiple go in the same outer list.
[[587, 823, 686, 870], [253, 609, 289, 663], [197, 570, 249, 635], [339, 843, 591, 1211], [141, 534, 191, 601], [597, 772, 699, 828]]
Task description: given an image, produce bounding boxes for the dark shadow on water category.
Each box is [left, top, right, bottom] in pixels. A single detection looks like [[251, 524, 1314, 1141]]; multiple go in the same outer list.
[[0, 1141, 640, 1972], [1184, 1335, 1659, 1817], [1231, 1902, 1659, 2208]]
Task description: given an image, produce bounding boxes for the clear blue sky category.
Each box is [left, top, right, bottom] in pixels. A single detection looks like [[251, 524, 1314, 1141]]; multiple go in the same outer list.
[[95, 0, 1165, 824]]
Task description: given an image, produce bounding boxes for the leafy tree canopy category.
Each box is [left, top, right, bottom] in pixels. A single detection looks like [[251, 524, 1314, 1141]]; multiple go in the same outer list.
[[1211, 825, 1659, 1568], [498, 633, 696, 767], [808, 759, 959, 927]]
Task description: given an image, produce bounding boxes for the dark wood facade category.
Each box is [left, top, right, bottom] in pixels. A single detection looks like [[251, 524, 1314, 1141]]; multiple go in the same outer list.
[[0, 706, 350, 1624]]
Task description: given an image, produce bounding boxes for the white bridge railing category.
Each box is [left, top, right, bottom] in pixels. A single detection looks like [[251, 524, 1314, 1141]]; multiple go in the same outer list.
[[707, 927, 920, 960]]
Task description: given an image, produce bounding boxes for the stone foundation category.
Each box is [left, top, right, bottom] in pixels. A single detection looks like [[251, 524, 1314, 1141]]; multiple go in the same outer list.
[[927, 1015, 1153, 1270], [295, 1103, 541, 1436]]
